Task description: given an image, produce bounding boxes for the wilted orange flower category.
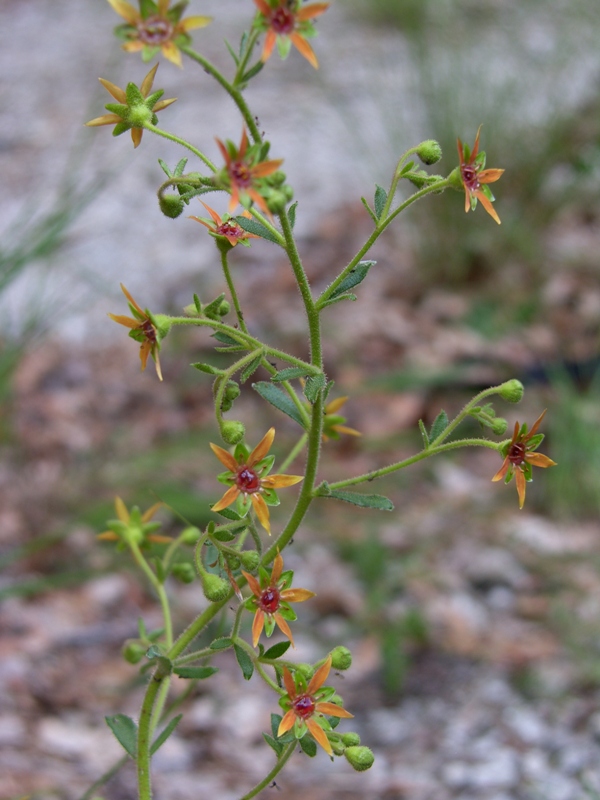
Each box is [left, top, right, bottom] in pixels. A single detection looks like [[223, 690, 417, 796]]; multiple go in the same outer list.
[[457, 126, 504, 224], [107, 0, 212, 68], [85, 64, 176, 148], [492, 410, 556, 509], [253, 0, 329, 69], [242, 552, 315, 647], [211, 428, 302, 534], [278, 657, 354, 755], [189, 201, 259, 247], [98, 496, 172, 545], [108, 283, 164, 380], [216, 129, 283, 214]]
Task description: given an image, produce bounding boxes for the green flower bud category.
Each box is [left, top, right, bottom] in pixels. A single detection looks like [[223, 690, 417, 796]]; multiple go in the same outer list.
[[240, 550, 260, 572], [415, 139, 443, 165], [181, 526, 201, 545], [159, 193, 185, 218], [122, 639, 146, 664], [492, 417, 508, 436], [344, 746, 375, 772], [221, 420, 245, 445], [265, 190, 287, 215], [282, 185, 294, 202], [341, 732, 361, 747], [221, 398, 233, 413], [171, 563, 195, 584], [225, 554, 241, 571], [331, 741, 346, 756], [269, 170, 287, 187], [330, 646, 352, 671], [225, 381, 241, 401], [498, 379, 524, 404], [218, 299, 230, 317], [294, 663, 314, 682], [201, 573, 230, 602]]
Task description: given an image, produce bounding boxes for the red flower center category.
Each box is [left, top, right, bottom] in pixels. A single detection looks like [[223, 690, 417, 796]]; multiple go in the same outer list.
[[508, 441, 526, 466], [236, 466, 261, 493], [229, 161, 252, 188], [292, 694, 316, 719], [270, 8, 296, 34], [216, 222, 243, 239], [137, 16, 175, 46], [140, 318, 157, 344], [460, 165, 480, 191], [259, 586, 281, 613]]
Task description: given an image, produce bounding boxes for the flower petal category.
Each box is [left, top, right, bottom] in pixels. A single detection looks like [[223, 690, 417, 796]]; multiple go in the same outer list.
[[281, 588, 316, 603], [261, 28, 277, 62], [153, 97, 178, 112], [253, 0, 271, 15], [161, 40, 182, 68], [108, 313, 140, 329], [141, 501, 163, 523], [115, 496, 130, 523], [525, 452, 556, 468], [139, 339, 151, 371], [273, 612, 295, 647], [98, 77, 128, 103], [325, 396, 348, 414], [209, 442, 239, 472], [290, 32, 319, 69], [277, 708, 296, 736], [211, 484, 240, 512], [515, 466, 526, 509], [297, 3, 330, 22], [180, 15, 213, 31], [251, 493, 271, 534], [261, 474, 303, 488], [331, 425, 361, 437], [315, 701, 354, 719], [106, 0, 140, 25], [240, 569, 262, 598], [282, 666, 297, 699], [306, 717, 332, 755], [140, 64, 159, 98], [307, 656, 331, 695], [491, 456, 510, 483], [478, 168, 505, 185], [475, 190, 501, 224], [271, 551, 284, 584], [252, 608, 265, 647], [251, 158, 284, 178], [525, 409, 547, 440], [248, 428, 275, 466], [85, 114, 124, 127]]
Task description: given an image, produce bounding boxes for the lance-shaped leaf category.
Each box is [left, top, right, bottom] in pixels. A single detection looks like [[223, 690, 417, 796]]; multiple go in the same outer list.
[[105, 714, 137, 758], [150, 714, 183, 755], [429, 410, 449, 442], [252, 381, 307, 428], [235, 216, 281, 245], [320, 489, 394, 511], [374, 184, 388, 220], [173, 666, 219, 679], [271, 366, 315, 382], [328, 261, 375, 301], [234, 643, 254, 680]]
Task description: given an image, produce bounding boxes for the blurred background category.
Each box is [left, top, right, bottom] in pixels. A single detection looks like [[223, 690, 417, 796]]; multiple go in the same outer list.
[[2, 0, 600, 798]]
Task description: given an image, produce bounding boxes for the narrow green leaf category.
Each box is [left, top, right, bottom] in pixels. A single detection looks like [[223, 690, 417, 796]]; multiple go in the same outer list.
[[235, 216, 281, 245], [374, 184, 388, 219], [271, 366, 314, 382], [105, 714, 137, 758], [234, 643, 254, 680], [319, 293, 357, 309], [429, 410, 449, 441], [193, 293, 202, 313], [224, 38, 239, 65], [150, 714, 183, 755], [270, 713, 283, 740], [263, 732, 283, 755], [210, 637, 234, 651], [252, 381, 306, 428], [418, 419, 429, 449], [323, 489, 394, 511], [191, 362, 222, 375], [329, 260, 375, 300], [203, 293, 226, 317], [174, 666, 219, 679], [241, 59, 264, 84], [398, 159, 415, 176], [303, 373, 326, 404], [212, 331, 242, 346], [240, 353, 263, 383], [288, 201, 298, 229], [360, 196, 378, 224], [299, 734, 318, 757], [214, 506, 243, 521], [262, 640, 291, 660]]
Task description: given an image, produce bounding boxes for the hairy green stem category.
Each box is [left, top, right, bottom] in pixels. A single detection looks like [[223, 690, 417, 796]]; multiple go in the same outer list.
[[279, 432, 308, 472], [240, 742, 297, 800], [179, 44, 262, 143], [128, 541, 172, 648], [323, 437, 502, 491], [220, 247, 248, 333], [137, 671, 165, 800], [429, 384, 506, 447], [144, 123, 216, 172]]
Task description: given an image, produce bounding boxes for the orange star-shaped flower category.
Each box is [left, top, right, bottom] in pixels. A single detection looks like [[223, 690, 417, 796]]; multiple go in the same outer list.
[[277, 657, 354, 755], [253, 0, 329, 69], [216, 129, 283, 214], [107, 0, 212, 68], [108, 283, 164, 380], [492, 410, 556, 509], [189, 201, 259, 247], [457, 125, 505, 224], [210, 428, 303, 534], [322, 395, 361, 442], [242, 552, 315, 647], [98, 496, 172, 545]]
